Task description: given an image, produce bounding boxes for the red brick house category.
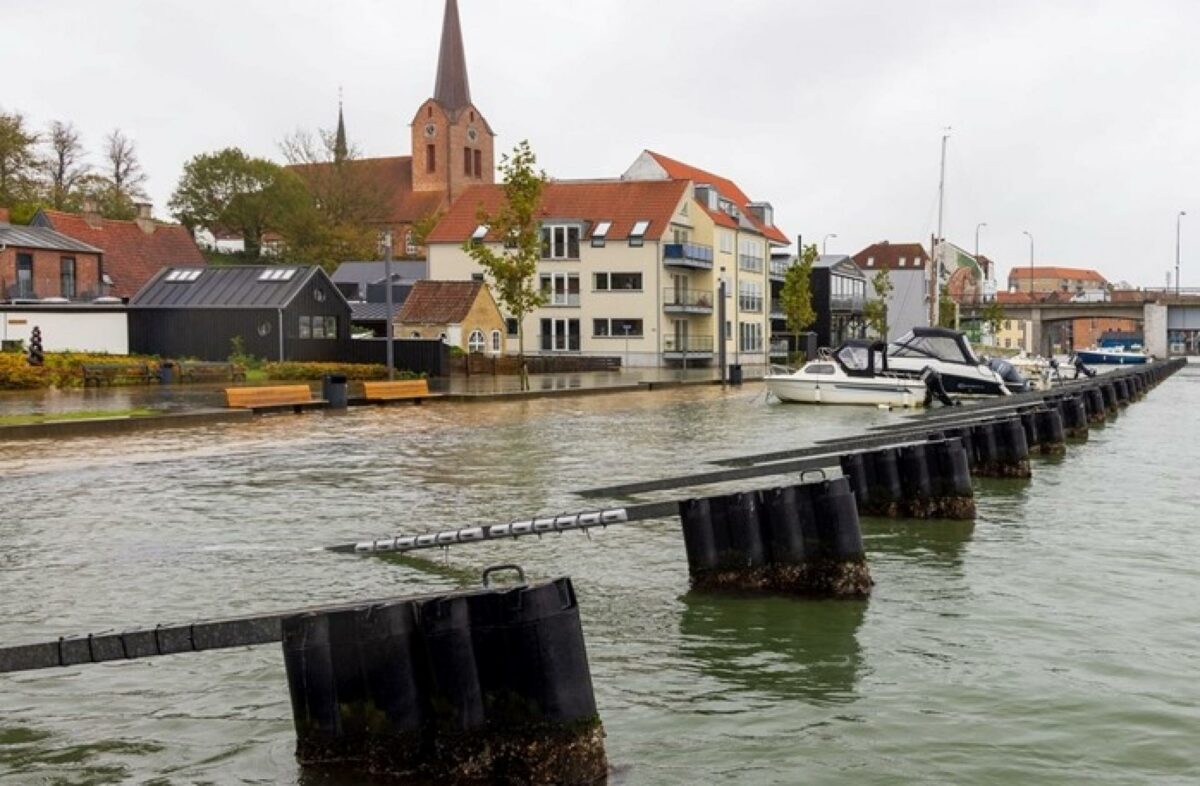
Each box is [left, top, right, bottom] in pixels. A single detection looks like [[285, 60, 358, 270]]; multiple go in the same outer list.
[[1, 208, 104, 301], [32, 204, 205, 299]]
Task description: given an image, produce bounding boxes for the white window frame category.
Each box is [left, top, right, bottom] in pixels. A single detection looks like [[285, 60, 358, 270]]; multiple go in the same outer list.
[[468, 329, 486, 353], [491, 330, 502, 353], [541, 224, 582, 260], [591, 220, 612, 247], [629, 220, 650, 248]]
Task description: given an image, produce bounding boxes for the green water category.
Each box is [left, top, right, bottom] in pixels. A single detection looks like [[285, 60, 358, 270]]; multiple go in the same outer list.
[[1, 371, 1197, 784]]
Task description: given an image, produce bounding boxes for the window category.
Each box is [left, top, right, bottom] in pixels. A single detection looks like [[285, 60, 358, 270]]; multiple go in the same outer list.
[[426, 144, 436, 173], [725, 320, 732, 341], [60, 257, 76, 298], [591, 221, 612, 248], [719, 232, 734, 254], [866, 257, 875, 267], [594, 318, 643, 337], [16, 253, 33, 298], [257, 268, 295, 282], [464, 146, 472, 175], [505, 317, 519, 337], [325, 316, 337, 338], [539, 272, 580, 306], [405, 231, 417, 256], [410, 331, 421, 338], [739, 281, 763, 312], [312, 317, 326, 339], [166, 269, 203, 282], [738, 239, 764, 272], [474, 149, 482, 177], [898, 257, 907, 268], [471, 272, 485, 282], [673, 227, 690, 244], [299, 316, 311, 339], [468, 329, 486, 353], [804, 364, 836, 375], [540, 225, 581, 259], [491, 330, 502, 352], [593, 272, 642, 291], [299, 316, 336, 339], [629, 220, 650, 247], [739, 321, 764, 352]]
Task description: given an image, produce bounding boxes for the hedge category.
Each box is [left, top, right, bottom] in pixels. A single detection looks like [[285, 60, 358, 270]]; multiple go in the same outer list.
[[261, 361, 418, 382], [0, 352, 162, 391]]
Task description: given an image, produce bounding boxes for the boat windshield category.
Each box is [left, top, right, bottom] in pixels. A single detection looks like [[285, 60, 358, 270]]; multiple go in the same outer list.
[[890, 331, 979, 365], [835, 344, 871, 372]]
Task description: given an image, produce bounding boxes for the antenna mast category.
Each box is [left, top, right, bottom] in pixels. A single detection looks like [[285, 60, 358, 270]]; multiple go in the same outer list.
[[931, 128, 950, 326]]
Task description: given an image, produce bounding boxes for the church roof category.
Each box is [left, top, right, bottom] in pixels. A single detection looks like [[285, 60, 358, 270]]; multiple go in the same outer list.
[[433, 0, 472, 113]]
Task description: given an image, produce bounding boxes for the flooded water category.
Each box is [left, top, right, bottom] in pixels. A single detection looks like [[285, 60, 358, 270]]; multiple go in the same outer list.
[[1, 371, 1198, 784]]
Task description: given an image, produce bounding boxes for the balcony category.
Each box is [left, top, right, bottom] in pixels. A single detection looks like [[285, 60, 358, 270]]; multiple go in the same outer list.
[[538, 334, 582, 353], [663, 335, 714, 357], [738, 296, 763, 313], [663, 288, 714, 314], [663, 243, 714, 270], [769, 258, 793, 281], [738, 254, 764, 273], [830, 295, 866, 313], [544, 292, 581, 308], [769, 339, 790, 358], [769, 308, 786, 321]]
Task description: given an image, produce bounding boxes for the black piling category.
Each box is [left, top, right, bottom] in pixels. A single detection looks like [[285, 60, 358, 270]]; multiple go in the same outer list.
[[1058, 395, 1089, 440], [281, 578, 606, 784], [1100, 381, 1119, 416], [1084, 387, 1107, 424], [976, 417, 1031, 478], [1034, 407, 1067, 455], [680, 480, 872, 598]]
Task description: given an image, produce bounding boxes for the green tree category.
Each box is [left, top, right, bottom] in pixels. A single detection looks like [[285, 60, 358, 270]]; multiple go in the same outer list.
[[0, 109, 41, 208], [937, 286, 958, 329], [169, 147, 307, 260], [781, 243, 818, 335], [462, 140, 546, 391], [863, 269, 894, 338], [982, 299, 1005, 343]]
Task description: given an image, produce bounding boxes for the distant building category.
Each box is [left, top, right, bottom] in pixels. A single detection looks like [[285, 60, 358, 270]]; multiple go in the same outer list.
[[1007, 266, 1107, 298], [331, 260, 427, 302], [852, 241, 931, 342], [128, 266, 350, 362], [0, 218, 104, 302], [396, 280, 505, 355], [33, 203, 206, 299], [810, 255, 867, 349]]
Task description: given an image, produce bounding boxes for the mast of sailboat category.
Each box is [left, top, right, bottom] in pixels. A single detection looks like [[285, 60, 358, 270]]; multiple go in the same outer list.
[[931, 127, 950, 327]]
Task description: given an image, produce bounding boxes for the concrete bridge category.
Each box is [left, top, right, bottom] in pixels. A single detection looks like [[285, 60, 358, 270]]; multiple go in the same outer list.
[[960, 295, 1200, 357]]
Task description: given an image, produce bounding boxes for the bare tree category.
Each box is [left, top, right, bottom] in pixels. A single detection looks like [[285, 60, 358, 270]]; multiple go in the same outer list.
[[42, 121, 91, 209], [104, 129, 148, 202]]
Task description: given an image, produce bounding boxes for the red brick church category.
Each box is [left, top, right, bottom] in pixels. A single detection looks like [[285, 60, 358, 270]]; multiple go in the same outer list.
[[334, 0, 495, 258]]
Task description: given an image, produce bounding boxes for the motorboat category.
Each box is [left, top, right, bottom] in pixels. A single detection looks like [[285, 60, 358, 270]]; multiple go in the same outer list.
[[765, 340, 929, 407], [1074, 347, 1150, 365], [887, 327, 1011, 397]]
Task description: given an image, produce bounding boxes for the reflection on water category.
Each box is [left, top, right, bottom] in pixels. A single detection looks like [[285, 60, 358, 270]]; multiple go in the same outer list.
[[678, 593, 868, 705], [861, 517, 975, 569]]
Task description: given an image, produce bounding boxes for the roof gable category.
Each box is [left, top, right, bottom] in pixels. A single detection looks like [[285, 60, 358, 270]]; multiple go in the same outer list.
[[852, 242, 931, 272], [0, 222, 103, 254], [397, 280, 489, 324]]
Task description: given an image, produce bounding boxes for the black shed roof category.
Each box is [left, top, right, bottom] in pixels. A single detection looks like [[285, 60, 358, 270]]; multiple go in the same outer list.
[[129, 265, 347, 310]]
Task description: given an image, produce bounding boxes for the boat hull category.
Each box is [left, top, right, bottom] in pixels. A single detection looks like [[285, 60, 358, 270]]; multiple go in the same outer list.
[[765, 376, 926, 407], [1076, 350, 1149, 365]]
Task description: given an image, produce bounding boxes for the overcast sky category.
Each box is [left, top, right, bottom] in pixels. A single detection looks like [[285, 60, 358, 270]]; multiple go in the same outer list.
[[5, 0, 1198, 287]]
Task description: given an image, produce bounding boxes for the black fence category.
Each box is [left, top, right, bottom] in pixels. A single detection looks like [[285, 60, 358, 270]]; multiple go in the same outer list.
[[345, 338, 450, 378]]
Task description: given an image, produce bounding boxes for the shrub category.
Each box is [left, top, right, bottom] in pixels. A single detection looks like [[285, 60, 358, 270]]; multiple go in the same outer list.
[[261, 361, 420, 381], [0, 351, 162, 390]]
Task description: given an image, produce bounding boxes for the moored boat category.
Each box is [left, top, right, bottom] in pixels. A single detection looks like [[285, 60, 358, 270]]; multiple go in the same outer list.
[[765, 341, 929, 406], [887, 327, 1011, 397], [1075, 347, 1150, 365]]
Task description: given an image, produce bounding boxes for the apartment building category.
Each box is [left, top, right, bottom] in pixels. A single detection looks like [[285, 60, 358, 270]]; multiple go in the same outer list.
[[425, 161, 784, 368]]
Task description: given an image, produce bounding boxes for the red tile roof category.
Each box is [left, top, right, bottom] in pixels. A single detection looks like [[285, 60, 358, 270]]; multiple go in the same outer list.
[[1007, 266, 1107, 284], [425, 179, 690, 244], [644, 150, 790, 245], [852, 241, 931, 272], [397, 280, 489, 324], [290, 156, 448, 227], [37, 209, 206, 298]]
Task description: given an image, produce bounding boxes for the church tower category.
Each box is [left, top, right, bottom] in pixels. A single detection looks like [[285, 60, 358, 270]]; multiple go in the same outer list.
[[412, 0, 495, 200]]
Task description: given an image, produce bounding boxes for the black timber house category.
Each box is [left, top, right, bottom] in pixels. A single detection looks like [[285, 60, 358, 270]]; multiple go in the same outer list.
[[810, 254, 868, 350], [129, 266, 351, 362]]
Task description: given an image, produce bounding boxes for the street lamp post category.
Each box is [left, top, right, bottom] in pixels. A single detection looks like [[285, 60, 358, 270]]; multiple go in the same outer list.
[[1022, 230, 1034, 297], [822, 233, 838, 255], [623, 323, 632, 370], [974, 222, 987, 270], [1177, 211, 1187, 298], [383, 231, 395, 381]]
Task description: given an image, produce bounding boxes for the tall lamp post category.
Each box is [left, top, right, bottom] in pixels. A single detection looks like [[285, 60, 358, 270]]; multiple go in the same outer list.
[[382, 231, 395, 381], [1177, 211, 1187, 298], [1022, 230, 1034, 296], [974, 222, 987, 269], [822, 233, 837, 255]]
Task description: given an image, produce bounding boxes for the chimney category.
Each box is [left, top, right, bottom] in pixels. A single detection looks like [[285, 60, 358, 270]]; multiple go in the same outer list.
[[82, 198, 102, 228], [134, 202, 155, 234]]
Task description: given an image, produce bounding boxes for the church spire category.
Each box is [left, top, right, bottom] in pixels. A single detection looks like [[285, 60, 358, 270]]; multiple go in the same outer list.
[[433, 0, 472, 112], [334, 89, 348, 163]]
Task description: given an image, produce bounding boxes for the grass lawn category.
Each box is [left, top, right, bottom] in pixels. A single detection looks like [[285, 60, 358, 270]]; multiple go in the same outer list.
[[0, 408, 160, 427]]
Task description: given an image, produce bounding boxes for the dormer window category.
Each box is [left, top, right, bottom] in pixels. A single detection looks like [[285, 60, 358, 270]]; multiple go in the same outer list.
[[898, 257, 907, 268], [591, 221, 612, 248], [471, 225, 489, 245], [629, 220, 650, 248], [866, 257, 875, 267]]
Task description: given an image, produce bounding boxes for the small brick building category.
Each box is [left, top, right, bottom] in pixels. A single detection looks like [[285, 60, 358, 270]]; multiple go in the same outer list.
[[0, 212, 104, 301], [396, 280, 505, 355]]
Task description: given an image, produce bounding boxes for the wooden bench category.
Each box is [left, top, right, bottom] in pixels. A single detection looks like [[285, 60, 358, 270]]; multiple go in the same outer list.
[[362, 379, 432, 404], [225, 385, 327, 414], [81, 363, 155, 387], [179, 361, 247, 383]]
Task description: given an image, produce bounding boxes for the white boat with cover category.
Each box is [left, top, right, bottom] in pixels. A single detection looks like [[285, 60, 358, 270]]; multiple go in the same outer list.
[[765, 341, 929, 406], [887, 327, 1011, 397]]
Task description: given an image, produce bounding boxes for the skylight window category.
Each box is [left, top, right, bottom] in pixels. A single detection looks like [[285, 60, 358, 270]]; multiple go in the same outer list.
[[591, 221, 612, 248], [471, 225, 489, 243], [258, 268, 297, 282], [165, 269, 202, 282], [629, 220, 650, 248]]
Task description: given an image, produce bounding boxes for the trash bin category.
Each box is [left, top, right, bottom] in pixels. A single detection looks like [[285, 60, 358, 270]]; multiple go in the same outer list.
[[729, 364, 743, 386], [158, 360, 177, 385], [322, 374, 348, 410]]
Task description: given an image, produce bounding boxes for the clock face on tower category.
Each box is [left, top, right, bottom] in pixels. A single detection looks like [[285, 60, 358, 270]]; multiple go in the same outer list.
[[467, 126, 478, 143], [424, 123, 437, 138]]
